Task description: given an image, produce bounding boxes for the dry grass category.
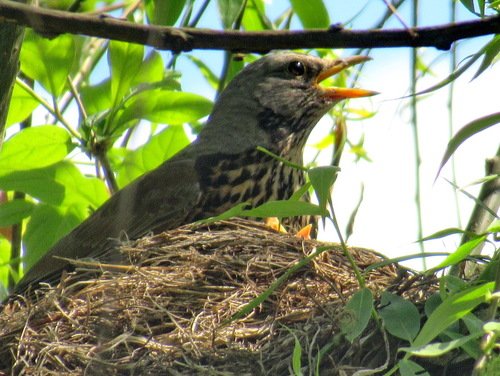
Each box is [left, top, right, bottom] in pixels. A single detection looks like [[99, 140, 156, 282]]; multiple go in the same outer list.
[[0, 219, 436, 375]]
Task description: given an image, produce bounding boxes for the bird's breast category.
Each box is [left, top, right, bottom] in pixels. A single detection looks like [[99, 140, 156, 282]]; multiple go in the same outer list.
[[192, 149, 305, 221]]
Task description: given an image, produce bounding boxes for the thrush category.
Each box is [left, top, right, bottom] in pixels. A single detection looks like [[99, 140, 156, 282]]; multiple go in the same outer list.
[[12, 52, 376, 296]]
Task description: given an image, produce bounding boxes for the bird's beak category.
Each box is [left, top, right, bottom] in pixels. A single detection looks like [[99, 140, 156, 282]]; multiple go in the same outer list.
[[316, 55, 378, 100]]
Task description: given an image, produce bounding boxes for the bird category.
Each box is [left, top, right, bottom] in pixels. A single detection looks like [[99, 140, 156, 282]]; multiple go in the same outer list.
[[11, 52, 377, 296]]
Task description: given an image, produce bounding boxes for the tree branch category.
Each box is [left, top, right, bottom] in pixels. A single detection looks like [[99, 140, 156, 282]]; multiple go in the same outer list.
[[0, 1, 25, 145], [0, 1, 499, 52]]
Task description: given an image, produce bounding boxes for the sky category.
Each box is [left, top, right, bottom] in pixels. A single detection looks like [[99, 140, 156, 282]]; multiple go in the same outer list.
[[167, 1, 499, 269]]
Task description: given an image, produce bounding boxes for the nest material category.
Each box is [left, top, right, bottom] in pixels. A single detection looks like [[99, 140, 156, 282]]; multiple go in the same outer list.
[[0, 219, 436, 375]]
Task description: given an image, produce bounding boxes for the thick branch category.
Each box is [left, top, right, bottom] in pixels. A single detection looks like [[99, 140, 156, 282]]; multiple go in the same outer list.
[[0, 1, 25, 145], [0, 1, 499, 52]]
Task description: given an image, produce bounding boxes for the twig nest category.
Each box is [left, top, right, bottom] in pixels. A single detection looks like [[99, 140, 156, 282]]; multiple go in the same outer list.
[[0, 219, 434, 375]]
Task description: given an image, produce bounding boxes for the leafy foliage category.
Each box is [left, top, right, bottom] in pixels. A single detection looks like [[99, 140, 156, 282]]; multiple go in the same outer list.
[[0, 0, 498, 374], [339, 287, 374, 342]]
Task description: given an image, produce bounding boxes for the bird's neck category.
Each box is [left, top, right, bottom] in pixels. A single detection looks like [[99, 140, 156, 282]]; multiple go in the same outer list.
[[256, 108, 315, 163], [194, 96, 318, 169], [196, 105, 270, 156]]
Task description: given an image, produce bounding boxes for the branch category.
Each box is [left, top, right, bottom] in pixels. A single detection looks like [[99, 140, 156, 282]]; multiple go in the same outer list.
[[0, 1, 499, 52]]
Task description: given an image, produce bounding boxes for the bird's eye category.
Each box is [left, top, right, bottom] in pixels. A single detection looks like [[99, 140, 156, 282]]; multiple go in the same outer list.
[[287, 61, 306, 76]]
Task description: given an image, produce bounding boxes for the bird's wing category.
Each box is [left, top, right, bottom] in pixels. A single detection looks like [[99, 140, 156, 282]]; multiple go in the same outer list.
[[13, 157, 201, 295]]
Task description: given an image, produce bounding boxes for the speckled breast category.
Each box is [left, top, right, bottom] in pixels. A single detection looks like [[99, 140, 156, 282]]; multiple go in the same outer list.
[[192, 149, 309, 230]]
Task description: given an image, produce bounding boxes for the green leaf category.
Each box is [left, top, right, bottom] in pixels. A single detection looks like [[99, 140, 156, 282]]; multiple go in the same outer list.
[[462, 312, 485, 335], [80, 79, 112, 115], [199, 202, 250, 224], [0, 236, 11, 296], [458, 0, 487, 16], [242, 200, 326, 218], [224, 57, 245, 87], [5, 82, 40, 126], [436, 112, 500, 179], [21, 30, 76, 97], [312, 133, 334, 150], [477, 257, 500, 283], [398, 359, 429, 376], [459, 0, 476, 14], [115, 126, 190, 187], [289, 182, 311, 201], [363, 253, 451, 274], [419, 227, 468, 242], [0, 161, 108, 207], [473, 35, 500, 79], [292, 335, 303, 376], [442, 275, 469, 294], [242, 0, 272, 30], [186, 55, 220, 89], [23, 203, 87, 270], [483, 321, 500, 333], [417, 36, 497, 96], [145, 0, 186, 26], [108, 41, 144, 107], [118, 90, 213, 126], [340, 288, 373, 342], [308, 166, 339, 214], [0, 126, 74, 174], [443, 327, 482, 359], [424, 293, 442, 318], [217, 0, 245, 28], [379, 292, 420, 343], [400, 331, 483, 357], [132, 50, 165, 86], [487, 219, 500, 233], [429, 235, 487, 272], [0, 200, 35, 227], [412, 282, 494, 348], [290, 0, 329, 29]]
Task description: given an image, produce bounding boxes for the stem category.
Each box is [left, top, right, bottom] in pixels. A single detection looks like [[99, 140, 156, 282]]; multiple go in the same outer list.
[[216, 0, 247, 97], [381, 0, 415, 35], [256, 146, 307, 172], [67, 75, 87, 120], [59, 38, 108, 114], [15, 78, 81, 140], [9, 76, 32, 285], [166, 0, 211, 69], [328, 204, 366, 288], [59, 1, 141, 114], [9, 191, 23, 284], [96, 148, 119, 194], [352, 0, 406, 59], [410, 0, 426, 268], [447, 1, 462, 229], [189, 0, 211, 28]]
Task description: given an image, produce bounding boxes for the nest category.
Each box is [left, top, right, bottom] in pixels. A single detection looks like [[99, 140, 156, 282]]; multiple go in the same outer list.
[[0, 219, 438, 375]]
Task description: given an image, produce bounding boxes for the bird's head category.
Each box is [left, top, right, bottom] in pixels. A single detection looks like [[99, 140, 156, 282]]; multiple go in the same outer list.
[[201, 52, 377, 155]]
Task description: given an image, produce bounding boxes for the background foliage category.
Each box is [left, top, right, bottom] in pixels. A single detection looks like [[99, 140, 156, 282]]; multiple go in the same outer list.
[[0, 0, 498, 375]]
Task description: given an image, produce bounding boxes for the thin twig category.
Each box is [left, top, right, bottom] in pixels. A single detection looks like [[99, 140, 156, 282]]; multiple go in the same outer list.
[[447, 1, 462, 229], [410, 0, 426, 266], [15, 78, 81, 140], [58, 0, 142, 114], [216, 0, 248, 97], [66, 75, 87, 120], [381, 0, 417, 37]]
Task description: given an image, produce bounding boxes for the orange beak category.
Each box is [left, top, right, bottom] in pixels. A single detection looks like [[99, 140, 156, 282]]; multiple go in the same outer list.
[[317, 55, 378, 100]]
